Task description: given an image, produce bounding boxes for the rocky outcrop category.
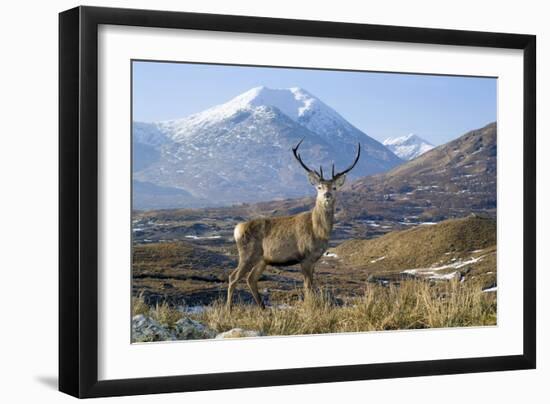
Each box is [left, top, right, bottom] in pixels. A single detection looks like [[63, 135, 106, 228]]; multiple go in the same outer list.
[[132, 315, 176, 342]]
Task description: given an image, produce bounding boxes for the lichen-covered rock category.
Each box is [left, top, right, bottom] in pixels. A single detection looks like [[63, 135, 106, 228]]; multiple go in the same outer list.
[[215, 328, 264, 339], [175, 318, 216, 340], [132, 314, 176, 342], [132, 315, 216, 342]]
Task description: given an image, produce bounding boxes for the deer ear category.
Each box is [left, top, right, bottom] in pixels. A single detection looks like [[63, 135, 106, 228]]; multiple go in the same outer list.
[[308, 172, 321, 186], [334, 174, 346, 188]]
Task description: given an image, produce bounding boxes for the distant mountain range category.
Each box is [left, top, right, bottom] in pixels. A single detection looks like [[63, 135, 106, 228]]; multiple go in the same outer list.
[[383, 134, 434, 160], [132, 86, 402, 209]]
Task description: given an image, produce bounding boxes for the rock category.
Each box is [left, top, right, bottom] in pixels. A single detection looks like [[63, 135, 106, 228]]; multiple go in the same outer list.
[[132, 314, 176, 342], [215, 328, 264, 339], [132, 315, 216, 342], [175, 318, 216, 340]]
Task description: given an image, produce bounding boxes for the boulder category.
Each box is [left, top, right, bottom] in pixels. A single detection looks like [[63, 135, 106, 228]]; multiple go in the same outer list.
[[175, 318, 216, 340], [132, 314, 176, 342], [215, 328, 264, 339]]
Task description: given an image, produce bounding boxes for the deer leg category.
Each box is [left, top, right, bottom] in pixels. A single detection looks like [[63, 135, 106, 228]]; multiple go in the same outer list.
[[300, 262, 315, 299], [227, 256, 256, 309], [247, 261, 266, 309]]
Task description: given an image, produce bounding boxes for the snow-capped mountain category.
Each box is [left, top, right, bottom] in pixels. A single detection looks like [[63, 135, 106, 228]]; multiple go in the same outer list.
[[383, 134, 434, 161], [133, 86, 402, 209], [159, 87, 371, 145]]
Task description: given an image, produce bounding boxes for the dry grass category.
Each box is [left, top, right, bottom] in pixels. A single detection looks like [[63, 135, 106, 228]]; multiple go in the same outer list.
[[149, 302, 182, 327], [132, 292, 150, 316], [190, 280, 496, 336], [132, 279, 496, 339], [132, 293, 182, 327]]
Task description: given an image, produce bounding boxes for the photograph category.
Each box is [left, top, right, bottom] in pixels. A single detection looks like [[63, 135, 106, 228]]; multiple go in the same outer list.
[[130, 61, 498, 342], [0, 1, 542, 401]]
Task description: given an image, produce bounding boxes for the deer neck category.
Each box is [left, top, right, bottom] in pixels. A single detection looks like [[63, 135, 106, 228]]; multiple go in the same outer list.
[[312, 201, 334, 240]]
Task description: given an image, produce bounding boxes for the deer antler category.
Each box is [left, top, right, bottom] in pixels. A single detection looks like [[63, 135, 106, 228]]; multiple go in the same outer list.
[[332, 143, 361, 180], [292, 139, 323, 180], [293, 140, 361, 181]]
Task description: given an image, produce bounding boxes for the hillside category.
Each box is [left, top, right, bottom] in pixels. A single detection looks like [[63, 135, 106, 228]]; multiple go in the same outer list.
[[332, 215, 495, 280], [369, 122, 495, 182], [337, 122, 497, 222]]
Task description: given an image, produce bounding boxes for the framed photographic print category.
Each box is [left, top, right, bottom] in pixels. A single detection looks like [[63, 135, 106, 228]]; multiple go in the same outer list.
[[59, 6, 536, 398]]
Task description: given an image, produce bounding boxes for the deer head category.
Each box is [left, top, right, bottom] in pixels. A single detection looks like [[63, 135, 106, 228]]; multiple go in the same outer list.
[[292, 139, 361, 208]]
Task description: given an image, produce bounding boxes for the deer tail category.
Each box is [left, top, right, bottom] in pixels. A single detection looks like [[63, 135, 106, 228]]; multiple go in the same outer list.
[[234, 222, 246, 242]]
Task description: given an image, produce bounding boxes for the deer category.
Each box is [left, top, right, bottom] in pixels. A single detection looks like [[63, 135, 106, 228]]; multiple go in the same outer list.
[[226, 139, 361, 309]]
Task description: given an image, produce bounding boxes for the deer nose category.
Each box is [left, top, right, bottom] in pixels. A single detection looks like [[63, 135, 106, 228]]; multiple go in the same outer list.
[[325, 192, 333, 200]]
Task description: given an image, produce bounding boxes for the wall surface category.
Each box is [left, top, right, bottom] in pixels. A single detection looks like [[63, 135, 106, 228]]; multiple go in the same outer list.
[[1, 0, 546, 402]]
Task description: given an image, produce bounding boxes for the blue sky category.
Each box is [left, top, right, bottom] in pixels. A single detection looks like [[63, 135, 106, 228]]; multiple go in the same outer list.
[[132, 60, 496, 145]]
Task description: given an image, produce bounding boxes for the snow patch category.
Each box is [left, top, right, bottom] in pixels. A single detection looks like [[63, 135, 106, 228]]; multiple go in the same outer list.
[[401, 255, 486, 278], [383, 133, 435, 160], [429, 271, 459, 281], [185, 235, 222, 240]]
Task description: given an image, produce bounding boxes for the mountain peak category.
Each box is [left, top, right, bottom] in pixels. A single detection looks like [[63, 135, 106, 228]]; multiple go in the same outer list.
[[230, 86, 318, 122], [383, 133, 434, 160], [159, 86, 376, 147], [161, 86, 319, 135], [384, 133, 420, 144]]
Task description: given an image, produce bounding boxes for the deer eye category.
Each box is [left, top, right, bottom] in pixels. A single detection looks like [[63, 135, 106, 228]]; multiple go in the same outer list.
[[332, 187, 336, 191]]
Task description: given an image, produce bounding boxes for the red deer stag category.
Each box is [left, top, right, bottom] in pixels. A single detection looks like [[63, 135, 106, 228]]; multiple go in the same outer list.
[[226, 140, 361, 309]]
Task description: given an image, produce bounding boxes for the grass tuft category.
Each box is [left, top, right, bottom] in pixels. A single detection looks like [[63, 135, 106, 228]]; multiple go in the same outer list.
[[132, 293, 182, 328], [132, 292, 150, 316], [149, 302, 182, 327]]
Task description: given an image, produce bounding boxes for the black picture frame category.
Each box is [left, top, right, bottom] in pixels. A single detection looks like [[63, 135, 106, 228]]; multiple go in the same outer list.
[[59, 5, 536, 398]]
